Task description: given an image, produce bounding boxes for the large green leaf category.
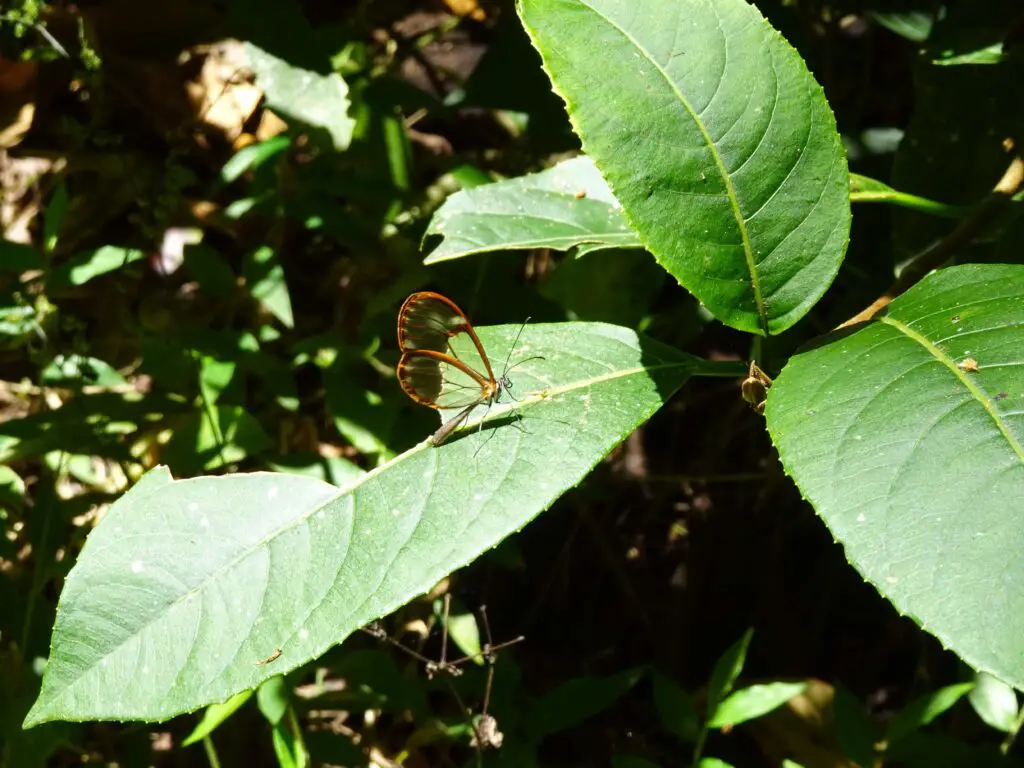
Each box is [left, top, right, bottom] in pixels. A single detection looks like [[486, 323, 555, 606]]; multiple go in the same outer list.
[[767, 264, 1024, 689], [423, 156, 641, 263], [519, 0, 850, 335], [25, 323, 744, 725]]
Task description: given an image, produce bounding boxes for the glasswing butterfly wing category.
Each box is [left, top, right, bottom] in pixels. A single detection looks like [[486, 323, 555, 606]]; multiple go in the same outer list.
[[397, 291, 509, 445]]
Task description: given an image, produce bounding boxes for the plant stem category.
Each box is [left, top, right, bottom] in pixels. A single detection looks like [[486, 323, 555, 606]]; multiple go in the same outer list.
[[839, 149, 1024, 329], [0, 12, 70, 59], [202, 735, 222, 768], [851, 187, 966, 218], [1001, 704, 1024, 755], [690, 724, 709, 768]]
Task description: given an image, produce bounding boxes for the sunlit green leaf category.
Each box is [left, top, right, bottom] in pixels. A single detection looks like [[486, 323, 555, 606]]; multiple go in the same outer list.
[[968, 672, 1018, 733], [707, 682, 807, 728], [198, 355, 237, 405], [181, 691, 252, 746], [849, 174, 964, 218], [47, 247, 145, 289], [323, 356, 397, 458], [934, 44, 1005, 67], [520, 0, 850, 334], [40, 355, 126, 388], [269, 713, 304, 768], [25, 323, 742, 724], [245, 43, 354, 151], [0, 392, 183, 464], [222, 136, 291, 183], [437, 599, 482, 665], [44, 183, 67, 254], [243, 246, 294, 329], [768, 264, 1024, 691], [0, 465, 25, 514], [887, 683, 974, 743], [424, 156, 641, 264], [871, 11, 934, 43], [706, 629, 752, 718], [256, 675, 289, 726], [162, 406, 273, 472]]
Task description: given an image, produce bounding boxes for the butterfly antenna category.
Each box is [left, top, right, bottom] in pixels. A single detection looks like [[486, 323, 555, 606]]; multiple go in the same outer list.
[[501, 317, 532, 375], [503, 354, 545, 375]]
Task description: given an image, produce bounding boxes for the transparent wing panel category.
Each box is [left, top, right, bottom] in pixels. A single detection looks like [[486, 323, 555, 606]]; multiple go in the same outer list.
[[398, 352, 490, 409]]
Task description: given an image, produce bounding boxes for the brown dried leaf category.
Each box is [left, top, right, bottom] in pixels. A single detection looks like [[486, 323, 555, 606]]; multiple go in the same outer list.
[[1, 154, 62, 243], [185, 40, 262, 142]]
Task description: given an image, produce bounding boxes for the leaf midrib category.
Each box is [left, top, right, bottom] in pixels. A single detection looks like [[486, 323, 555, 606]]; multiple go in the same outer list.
[[41, 359, 688, 715], [882, 315, 1024, 463], [576, 0, 767, 332]]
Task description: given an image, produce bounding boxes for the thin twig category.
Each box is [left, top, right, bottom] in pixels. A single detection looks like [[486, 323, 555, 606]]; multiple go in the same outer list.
[[838, 149, 1024, 329], [448, 635, 525, 668], [0, 13, 70, 59], [440, 593, 450, 668], [360, 624, 439, 668], [479, 605, 495, 713], [364, 605, 518, 761]]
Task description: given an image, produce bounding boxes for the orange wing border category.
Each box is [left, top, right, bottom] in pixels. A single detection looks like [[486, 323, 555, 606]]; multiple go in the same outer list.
[[397, 292, 497, 385]]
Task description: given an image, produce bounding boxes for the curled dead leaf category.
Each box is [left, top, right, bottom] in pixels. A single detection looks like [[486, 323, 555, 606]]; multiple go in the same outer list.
[[186, 40, 262, 142]]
